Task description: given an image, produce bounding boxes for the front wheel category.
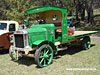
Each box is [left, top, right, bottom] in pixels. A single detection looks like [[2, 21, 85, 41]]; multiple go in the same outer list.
[[9, 46, 22, 61], [35, 44, 53, 68]]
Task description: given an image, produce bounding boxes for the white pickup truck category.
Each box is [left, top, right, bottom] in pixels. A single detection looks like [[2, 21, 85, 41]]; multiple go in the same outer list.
[[0, 21, 19, 35], [0, 21, 20, 50]]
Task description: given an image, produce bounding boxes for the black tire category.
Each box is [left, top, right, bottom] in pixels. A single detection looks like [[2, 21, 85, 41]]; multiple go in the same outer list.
[[35, 44, 53, 68], [81, 36, 91, 50]]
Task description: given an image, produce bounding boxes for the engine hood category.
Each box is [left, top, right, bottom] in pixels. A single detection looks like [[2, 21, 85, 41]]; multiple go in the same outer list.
[[14, 27, 46, 35], [25, 27, 47, 34], [25, 24, 55, 33], [0, 30, 8, 35]]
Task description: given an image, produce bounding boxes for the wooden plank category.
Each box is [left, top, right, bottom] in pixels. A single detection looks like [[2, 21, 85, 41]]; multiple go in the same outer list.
[[73, 31, 97, 36]]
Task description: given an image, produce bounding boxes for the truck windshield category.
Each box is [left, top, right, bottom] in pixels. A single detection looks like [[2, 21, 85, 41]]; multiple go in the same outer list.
[[0, 23, 7, 30]]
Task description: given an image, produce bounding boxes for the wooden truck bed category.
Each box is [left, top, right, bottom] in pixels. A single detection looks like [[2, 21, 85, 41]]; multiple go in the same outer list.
[[66, 31, 99, 43], [67, 31, 99, 40], [73, 31, 97, 36]]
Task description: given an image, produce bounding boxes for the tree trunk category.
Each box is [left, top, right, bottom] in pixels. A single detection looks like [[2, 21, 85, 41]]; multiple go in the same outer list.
[[89, 0, 95, 24], [74, 0, 79, 21], [76, 5, 79, 20], [87, 10, 90, 23], [85, 0, 94, 25], [81, 7, 85, 20]]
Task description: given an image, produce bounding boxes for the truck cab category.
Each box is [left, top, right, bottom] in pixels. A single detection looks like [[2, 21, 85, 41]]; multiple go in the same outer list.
[[27, 6, 68, 42]]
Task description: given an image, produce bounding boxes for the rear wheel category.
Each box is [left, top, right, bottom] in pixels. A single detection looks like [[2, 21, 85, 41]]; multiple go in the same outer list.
[[35, 44, 53, 68], [81, 36, 91, 50]]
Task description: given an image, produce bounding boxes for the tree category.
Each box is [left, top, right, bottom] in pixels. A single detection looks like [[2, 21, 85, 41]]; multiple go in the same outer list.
[[0, 0, 36, 24], [62, 0, 74, 15], [73, 0, 96, 24], [6, 0, 36, 24], [0, 0, 9, 20], [80, 0, 86, 20], [94, 0, 100, 9]]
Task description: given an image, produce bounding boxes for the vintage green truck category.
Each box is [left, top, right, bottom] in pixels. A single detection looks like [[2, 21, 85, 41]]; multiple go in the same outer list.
[[9, 6, 99, 67]]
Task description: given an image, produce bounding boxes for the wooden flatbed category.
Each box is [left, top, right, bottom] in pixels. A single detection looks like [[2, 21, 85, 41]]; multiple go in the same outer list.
[[67, 31, 99, 40], [73, 31, 98, 36]]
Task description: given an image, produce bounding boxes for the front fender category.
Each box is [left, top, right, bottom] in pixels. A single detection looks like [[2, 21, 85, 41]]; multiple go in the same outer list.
[[32, 40, 45, 45], [33, 40, 57, 55]]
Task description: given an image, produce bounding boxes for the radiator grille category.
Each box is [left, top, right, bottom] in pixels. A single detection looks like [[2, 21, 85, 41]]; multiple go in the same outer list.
[[14, 34, 24, 48]]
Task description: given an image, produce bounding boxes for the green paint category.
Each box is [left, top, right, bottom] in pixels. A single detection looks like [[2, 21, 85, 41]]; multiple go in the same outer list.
[[61, 10, 68, 42], [86, 40, 91, 50], [25, 24, 55, 47], [12, 48, 17, 60], [25, 40, 27, 46], [10, 40, 14, 43], [24, 22, 30, 26], [27, 5, 66, 14], [33, 40, 45, 45]]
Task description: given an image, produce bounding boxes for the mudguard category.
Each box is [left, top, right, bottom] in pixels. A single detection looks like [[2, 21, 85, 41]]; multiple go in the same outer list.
[[33, 40, 58, 55], [33, 40, 45, 45]]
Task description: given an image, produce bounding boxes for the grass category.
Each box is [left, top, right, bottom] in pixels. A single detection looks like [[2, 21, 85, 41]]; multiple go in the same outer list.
[[0, 39, 100, 75]]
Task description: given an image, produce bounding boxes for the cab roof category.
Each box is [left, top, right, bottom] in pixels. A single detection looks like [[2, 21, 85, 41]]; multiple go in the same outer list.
[[0, 21, 18, 24], [27, 5, 66, 14]]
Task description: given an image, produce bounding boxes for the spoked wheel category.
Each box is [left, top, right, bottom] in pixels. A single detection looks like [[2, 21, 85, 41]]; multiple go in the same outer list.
[[35, 44, 53, 68], [81, 36, 91, 50], [9, 46, 22, 61]]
